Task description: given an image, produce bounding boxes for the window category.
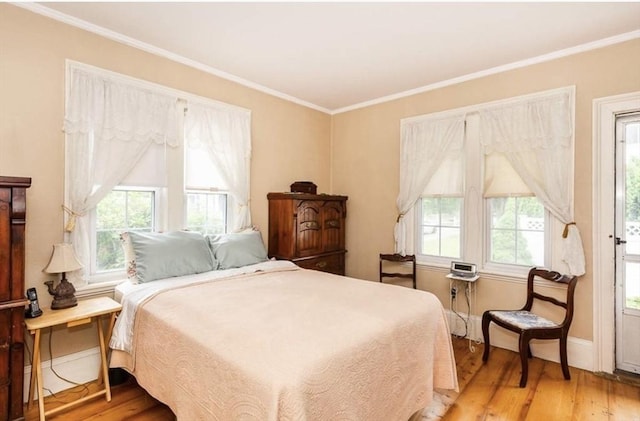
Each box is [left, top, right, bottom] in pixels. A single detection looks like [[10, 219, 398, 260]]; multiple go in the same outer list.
[[414, 114, 550, 272], [403, 87, 581, 276], [64, 61, 251, 286]]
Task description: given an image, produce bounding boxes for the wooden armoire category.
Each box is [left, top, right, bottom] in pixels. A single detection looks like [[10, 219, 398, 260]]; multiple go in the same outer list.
[[267, 193, 347, 275], [0, 176, 31, 420]]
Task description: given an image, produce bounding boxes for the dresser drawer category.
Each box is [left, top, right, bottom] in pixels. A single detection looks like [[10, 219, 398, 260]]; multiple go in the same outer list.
[[294, 253, 345, 276]]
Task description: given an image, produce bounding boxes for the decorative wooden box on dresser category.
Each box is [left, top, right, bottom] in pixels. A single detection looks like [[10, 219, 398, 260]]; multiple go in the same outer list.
[[267, 193, 347, 275], [0, 176, 31, 421]]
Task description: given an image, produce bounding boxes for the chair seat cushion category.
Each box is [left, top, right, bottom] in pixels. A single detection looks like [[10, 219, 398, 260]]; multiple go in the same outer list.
[[488, 310, 559, 330]]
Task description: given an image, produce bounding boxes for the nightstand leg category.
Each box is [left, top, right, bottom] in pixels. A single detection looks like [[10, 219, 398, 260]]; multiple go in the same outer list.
[[97, 316, 112, 401], [35, 330, 45, 421], [27, 329, 40, 410]]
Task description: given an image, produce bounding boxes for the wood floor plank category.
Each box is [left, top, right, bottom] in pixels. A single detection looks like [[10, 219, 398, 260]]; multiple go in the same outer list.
[[443, 345, 514, 419], [608, 379, 640, 421], [482, 356, 545, 420], [571, 368, 617, 420], [525, 360, 579, 421]]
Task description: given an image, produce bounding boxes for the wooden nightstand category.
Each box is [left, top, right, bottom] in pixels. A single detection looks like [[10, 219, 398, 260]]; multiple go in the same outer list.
[[24, 296, 122, 421]]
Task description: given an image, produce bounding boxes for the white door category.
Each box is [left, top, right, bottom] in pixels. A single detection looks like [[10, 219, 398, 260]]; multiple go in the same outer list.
[[615, 113, 640, 374]]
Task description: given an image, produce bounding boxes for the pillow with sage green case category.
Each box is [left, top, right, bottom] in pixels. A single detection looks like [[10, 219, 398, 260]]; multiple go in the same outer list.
[[128, 231, 215, 283], [208, 230, 268, 270]]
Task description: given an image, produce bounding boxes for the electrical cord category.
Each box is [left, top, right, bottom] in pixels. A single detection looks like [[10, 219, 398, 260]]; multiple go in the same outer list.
[[47, 327, 90, 398], [23, 327, 90, 403], [451, 292, 469, 339]]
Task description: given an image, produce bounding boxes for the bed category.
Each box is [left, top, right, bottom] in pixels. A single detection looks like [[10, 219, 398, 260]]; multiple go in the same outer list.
[[109, 230, 458, 420]]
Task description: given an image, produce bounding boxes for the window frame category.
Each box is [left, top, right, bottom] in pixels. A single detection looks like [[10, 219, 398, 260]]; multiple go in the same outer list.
[[413, 110, 556, 277]]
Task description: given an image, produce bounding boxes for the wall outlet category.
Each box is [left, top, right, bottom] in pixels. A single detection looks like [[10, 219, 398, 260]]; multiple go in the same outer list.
[[451, 287, 457, 299]]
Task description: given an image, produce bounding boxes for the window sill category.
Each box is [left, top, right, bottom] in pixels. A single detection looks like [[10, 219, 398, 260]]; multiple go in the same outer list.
[[75, 279, 124, 299], [416, 262, 566, 290]]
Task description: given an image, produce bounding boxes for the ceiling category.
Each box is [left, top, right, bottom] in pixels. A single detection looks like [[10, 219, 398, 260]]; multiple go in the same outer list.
[[24, 2, 640, 113]]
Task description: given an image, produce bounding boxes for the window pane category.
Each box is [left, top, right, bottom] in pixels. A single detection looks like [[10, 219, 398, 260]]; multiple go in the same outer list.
[[490, 197, 515, 229], [186, 192, 227, 235], [419, 197, 461, 258], [489, 197, 545, 267], [625, 262, 640, 310], [95, 189, 154, 272]]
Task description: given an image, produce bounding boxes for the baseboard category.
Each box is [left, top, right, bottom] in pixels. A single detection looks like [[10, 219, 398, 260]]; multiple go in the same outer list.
[[23, 346, 101, 402], [446, 310, 594, 372]]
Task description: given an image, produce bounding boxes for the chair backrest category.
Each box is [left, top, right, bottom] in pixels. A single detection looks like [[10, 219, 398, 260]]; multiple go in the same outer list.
[[379, 253, 416, 286], [523, 267, 578, 328]]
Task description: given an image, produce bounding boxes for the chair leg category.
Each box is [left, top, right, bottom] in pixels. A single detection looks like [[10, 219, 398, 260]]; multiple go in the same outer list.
[[482, 313, 491, 362], [518, 334, 530, 388], [560, 335, 571, 380]]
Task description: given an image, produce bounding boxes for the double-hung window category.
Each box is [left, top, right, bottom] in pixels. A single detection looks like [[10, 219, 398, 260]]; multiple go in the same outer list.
[[64, 61, 251, 286], [401, 86, 584, 277]]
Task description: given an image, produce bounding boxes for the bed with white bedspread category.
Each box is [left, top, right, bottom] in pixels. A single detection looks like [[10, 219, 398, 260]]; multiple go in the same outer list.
[[109, 231, 458, 421]]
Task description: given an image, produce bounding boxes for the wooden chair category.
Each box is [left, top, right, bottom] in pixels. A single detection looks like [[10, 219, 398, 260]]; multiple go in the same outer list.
[[481, 267, 578, 387], [379, 254, 416, 289]]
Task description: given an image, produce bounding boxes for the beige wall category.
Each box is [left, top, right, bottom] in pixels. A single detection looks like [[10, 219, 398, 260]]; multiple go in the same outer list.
[[332, 38, 640, 341], [0, 4, 331, 358]]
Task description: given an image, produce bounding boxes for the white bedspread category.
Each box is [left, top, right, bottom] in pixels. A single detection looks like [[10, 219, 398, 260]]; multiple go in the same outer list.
[[110, 262, 458, 420], [110, 260, 296, 353]]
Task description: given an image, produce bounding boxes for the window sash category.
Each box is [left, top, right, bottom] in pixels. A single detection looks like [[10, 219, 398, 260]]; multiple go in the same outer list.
[[89, 187, 159, 282], [416, 196, 463, 260], [485, 196, 548, 269]]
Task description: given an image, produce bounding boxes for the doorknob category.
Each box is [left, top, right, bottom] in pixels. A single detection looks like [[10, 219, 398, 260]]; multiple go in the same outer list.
[[615, 237, 627, 245]]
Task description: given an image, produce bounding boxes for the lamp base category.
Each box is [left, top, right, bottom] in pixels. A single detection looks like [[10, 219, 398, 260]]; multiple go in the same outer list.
[[51, 295, 78, 310], [44, 278, 78, 310]]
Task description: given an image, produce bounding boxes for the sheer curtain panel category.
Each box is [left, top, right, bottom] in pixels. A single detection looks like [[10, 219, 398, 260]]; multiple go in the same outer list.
[[184, 102, 252, 231], [479, 87, 585, 276], [395, 114, 466, 255], [63, 66, 180, 283]]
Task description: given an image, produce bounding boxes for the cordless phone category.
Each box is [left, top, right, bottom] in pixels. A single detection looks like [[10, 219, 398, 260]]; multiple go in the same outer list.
[[25, 287, 43, 318]]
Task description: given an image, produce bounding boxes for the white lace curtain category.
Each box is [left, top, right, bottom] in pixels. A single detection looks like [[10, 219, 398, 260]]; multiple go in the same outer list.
[[63, 67, 180, 281], [184, 102, 252, 231], [479, 88, 585, 276], [395, 114, 466, 255]]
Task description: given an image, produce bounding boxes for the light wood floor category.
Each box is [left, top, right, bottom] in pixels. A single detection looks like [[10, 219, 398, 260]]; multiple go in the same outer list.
[[24, 338, 640, 421]]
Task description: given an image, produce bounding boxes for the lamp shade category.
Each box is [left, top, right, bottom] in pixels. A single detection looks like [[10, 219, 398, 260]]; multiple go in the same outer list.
[[43, 243, 83, 274]]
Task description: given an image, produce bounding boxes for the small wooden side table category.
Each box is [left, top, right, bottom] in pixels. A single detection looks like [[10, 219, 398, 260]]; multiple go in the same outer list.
[[24, 296, 122, 421]]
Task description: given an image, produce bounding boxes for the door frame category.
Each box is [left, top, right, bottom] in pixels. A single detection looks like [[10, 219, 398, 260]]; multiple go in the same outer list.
[[593, 91, 640, 374]]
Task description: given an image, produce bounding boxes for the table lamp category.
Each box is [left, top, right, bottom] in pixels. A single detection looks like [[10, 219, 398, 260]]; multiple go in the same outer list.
[[43, 243, 83, 309]]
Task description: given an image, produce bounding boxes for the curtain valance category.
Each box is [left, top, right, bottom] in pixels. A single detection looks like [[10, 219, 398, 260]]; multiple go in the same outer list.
[[63, 68, 180, 147]]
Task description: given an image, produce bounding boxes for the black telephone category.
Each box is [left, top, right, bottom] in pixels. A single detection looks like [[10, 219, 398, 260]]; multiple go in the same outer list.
[[25, 287, 42, 318]]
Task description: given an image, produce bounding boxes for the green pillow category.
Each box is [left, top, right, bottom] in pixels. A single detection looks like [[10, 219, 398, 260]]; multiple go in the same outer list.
[[208, 231, 268, 270], [127, 231, 215, 283]]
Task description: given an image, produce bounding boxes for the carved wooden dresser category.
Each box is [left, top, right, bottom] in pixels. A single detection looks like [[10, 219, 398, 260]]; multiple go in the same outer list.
[[267, 193, 347, 275]]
